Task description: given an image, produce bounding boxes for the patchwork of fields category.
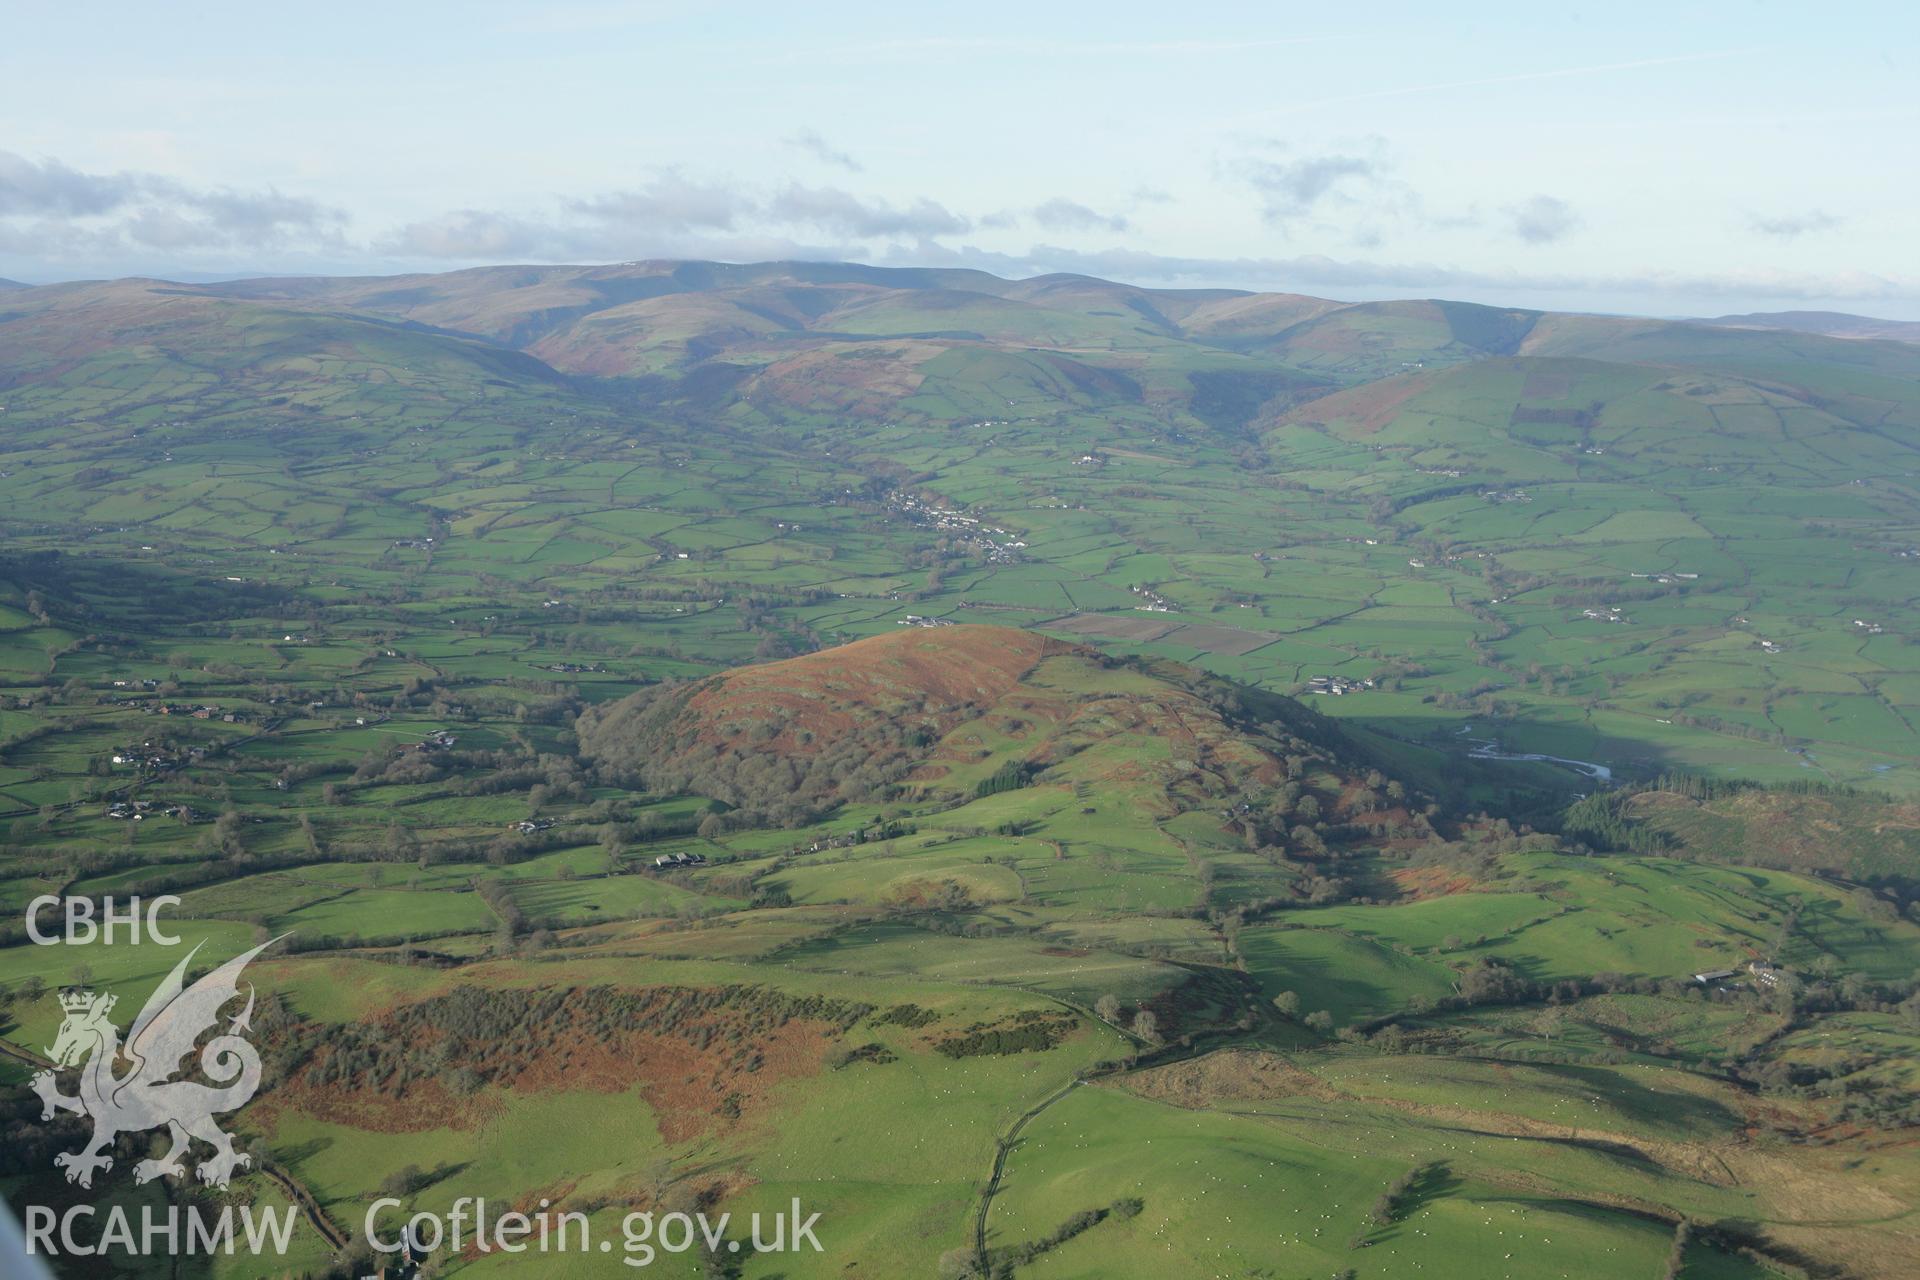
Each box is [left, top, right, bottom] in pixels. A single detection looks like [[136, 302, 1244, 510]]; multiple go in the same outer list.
[[2, 262, 1918, 1278]]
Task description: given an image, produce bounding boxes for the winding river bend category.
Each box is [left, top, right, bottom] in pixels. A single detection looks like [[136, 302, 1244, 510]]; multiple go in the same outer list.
[[1457, 728, 1613, 782]]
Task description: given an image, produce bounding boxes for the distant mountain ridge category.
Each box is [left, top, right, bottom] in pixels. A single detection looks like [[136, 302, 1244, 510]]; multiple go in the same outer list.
[[2, 260, 1916, 450], [1695, 309, 1920, 344]]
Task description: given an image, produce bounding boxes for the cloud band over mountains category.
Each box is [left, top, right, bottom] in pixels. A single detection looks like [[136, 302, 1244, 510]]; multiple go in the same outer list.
[[0, 148, 1911, 312], [0, 150, 343, 255]]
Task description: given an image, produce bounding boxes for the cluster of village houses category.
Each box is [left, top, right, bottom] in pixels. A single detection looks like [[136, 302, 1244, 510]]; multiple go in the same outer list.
[[111, 741, 200, 770], [1130, 585, 1173, 613], [107, 679, 263, 726], [884, 489, 1026, 563], [104, 799, 191, 821], [1304, 675, 1375, 696], [150, 703, 249, 722], [782, 828, 902, 857]]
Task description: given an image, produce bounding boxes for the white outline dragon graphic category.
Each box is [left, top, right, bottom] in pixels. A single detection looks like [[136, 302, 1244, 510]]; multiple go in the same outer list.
[[30, 936, 282, 1190]]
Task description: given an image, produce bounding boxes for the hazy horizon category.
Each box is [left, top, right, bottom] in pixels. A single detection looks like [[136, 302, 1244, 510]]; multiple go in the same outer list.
[[5, 258, 1919, 328], [4, 1, 1916, 318]]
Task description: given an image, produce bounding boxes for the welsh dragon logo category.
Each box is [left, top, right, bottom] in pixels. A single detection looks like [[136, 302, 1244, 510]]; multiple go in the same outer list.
[[30, 937, 281, 1190]]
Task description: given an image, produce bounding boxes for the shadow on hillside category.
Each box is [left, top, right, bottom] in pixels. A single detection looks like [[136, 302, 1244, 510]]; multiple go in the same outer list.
[[1524, 1059, 1741, 1134], [1366, 1161, 1464, 1246]]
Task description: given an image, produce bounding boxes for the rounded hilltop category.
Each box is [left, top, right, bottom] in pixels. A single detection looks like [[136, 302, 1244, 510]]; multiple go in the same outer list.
[[577, 623, 1397, 834], [678, 624, 1078, 749], [577, 624, 1084, 785]]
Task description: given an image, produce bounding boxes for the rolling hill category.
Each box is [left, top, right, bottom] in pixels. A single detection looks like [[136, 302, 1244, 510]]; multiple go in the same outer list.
[[578, 624, 1403, 832], [0, 277, 565, 395], [122, 263, 1605, 421]]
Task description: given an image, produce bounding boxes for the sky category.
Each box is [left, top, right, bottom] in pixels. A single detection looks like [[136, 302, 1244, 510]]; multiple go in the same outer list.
[[2, 0, 1916, 317]]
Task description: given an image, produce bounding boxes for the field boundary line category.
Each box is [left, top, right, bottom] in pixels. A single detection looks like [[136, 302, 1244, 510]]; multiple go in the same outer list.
[[973, 1078, 1082, 1263]]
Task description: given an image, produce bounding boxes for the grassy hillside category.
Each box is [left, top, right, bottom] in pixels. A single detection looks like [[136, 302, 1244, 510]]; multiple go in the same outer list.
[[4, 624, 1917, 1278]]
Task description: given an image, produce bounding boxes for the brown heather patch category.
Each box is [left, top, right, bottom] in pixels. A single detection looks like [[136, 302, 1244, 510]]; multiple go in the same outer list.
[[743, 339, 940, 415], [677, 626, 1067, 756], [501, 1017, 835, 1144], [1247, 758, 1287, 787], [269, 984, 871, 1143], [1278, 367, 1439, 435]]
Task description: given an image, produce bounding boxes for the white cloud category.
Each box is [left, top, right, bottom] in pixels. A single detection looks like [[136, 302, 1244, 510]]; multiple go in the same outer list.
[[0, 149, 342, 253], [1030, 198, 1129, 234], [1241, 151, 1383, 224], [566, 171, 754, 233], [1506, 196, 1579, 245], [765, 185, 969, 238], [980, 199, 1131, 234], [1749, 209, 1842, 239], [785, 130, 863, 173]]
